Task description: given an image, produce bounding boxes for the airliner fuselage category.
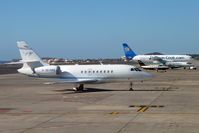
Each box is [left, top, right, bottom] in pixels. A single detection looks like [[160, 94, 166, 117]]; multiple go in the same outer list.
[[133, 55, 191, 62]]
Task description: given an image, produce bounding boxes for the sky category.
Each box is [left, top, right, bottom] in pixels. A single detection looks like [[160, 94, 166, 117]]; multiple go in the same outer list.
[[0, 0, 199, 60]]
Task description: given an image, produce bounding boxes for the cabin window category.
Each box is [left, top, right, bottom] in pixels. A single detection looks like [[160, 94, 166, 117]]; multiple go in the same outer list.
[[84, 71, 87, 73], [81, 71, 83, 73], [93, 71, 95, 73], [96, 70, 99, 73], [104, 70, 106, 73], [107, 70, 110, 73], [100, 70, 102, 73]]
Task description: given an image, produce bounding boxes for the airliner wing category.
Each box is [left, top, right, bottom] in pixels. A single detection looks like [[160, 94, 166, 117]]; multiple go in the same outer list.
[[151, 56, 167, 64]]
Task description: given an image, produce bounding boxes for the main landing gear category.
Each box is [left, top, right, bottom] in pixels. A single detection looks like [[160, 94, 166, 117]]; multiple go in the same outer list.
[[73, 84, 84, 91]]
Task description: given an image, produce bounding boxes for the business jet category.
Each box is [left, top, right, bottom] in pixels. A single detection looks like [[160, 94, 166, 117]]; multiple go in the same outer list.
[[137, 60, 169, 72], [122, 43, 193, 69], [17, 41, 152, 91]]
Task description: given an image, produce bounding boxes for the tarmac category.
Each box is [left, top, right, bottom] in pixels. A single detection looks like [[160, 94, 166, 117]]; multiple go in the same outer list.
[[0, 68, 199, 133]]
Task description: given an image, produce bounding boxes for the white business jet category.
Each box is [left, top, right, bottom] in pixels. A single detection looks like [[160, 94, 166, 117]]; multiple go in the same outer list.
[[17, 41, 152, 91]]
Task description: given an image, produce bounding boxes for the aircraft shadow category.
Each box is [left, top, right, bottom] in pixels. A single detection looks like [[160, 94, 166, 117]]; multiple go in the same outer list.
[[53, 87, 173, 94]]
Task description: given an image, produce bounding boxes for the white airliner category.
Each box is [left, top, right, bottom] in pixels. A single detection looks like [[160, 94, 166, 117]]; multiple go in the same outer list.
[[17, 41, 152, 91], [123, 43, 193, 69]]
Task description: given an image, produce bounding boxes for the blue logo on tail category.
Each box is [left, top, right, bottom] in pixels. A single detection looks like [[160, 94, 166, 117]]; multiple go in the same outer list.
[[122, 43, 136, 60]]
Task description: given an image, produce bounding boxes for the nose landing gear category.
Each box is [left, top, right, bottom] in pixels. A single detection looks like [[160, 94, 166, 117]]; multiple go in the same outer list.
[[129, 82, 134, 91]]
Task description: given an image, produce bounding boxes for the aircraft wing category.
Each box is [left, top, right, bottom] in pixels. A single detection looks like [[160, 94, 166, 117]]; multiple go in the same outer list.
[[66, 79, 98, 84], [44, 78, 99, 84], [59, 71, 99, 84]]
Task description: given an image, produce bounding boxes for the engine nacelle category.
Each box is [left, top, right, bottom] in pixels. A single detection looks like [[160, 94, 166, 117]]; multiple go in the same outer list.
[[34, 66, 61, 77]]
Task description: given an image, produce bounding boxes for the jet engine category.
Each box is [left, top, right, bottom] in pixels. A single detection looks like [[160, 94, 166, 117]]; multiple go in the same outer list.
[[34, 65, 61, 77]]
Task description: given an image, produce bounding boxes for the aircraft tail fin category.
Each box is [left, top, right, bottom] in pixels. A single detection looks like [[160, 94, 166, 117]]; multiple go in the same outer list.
[[122, 43, 136, 60], [137, 60, 146, 67], [17, 41, 48, 69]]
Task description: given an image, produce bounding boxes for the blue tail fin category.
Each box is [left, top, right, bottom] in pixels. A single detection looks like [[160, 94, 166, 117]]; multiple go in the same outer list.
[[122, 43, 136, 60]]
